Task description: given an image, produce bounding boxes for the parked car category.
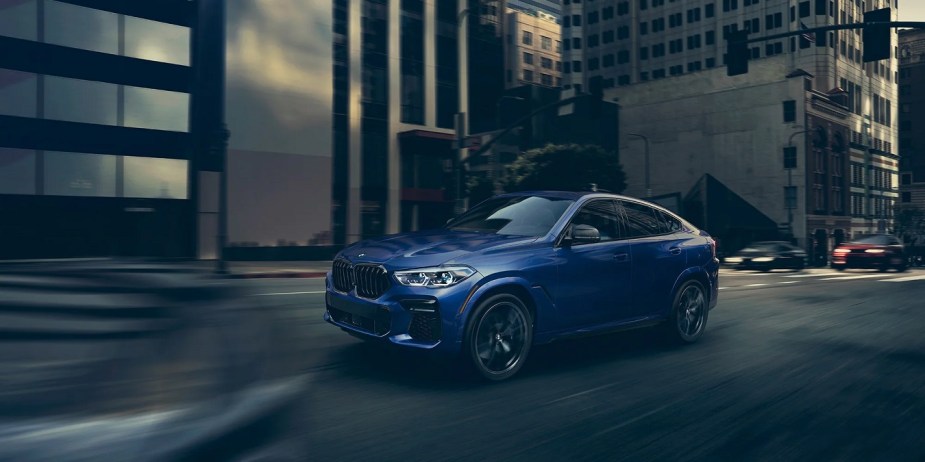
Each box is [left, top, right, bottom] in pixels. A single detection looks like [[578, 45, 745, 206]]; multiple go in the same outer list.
[[723, 241, 807, 271], [831, 234, 907, 272], [324, 191, 720, 381]]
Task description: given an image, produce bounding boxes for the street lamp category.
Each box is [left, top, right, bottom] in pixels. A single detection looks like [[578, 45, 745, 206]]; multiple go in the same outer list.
[[626, 133, 650, 197]]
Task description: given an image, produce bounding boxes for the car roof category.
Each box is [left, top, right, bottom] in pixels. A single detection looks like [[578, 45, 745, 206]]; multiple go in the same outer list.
[[496, 190, 648, 201]]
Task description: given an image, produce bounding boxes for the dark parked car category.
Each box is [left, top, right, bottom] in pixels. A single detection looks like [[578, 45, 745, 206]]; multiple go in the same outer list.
[[831, 234, 907, 272], [723, 241, 807, 271], [325, 191, 720, 381]]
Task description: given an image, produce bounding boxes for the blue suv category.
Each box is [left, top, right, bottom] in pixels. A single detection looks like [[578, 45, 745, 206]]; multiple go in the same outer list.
[[325, 191, 719, 380]]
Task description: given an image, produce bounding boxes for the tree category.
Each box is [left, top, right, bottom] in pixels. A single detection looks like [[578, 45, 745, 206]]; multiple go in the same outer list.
[[894, 205, 925, 246], [503, 144, 626, 193]]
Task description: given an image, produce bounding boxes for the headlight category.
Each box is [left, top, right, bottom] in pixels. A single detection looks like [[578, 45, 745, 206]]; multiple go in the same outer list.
[[865, 249, 886, 254], [725, 257, 743, 263], [833, 248, 850, 254], [394, 266, 476, 287], [752, 257, 775, 262]]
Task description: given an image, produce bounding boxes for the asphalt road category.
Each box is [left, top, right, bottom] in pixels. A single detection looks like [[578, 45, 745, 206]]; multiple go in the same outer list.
[[240, 267, 925, 461]]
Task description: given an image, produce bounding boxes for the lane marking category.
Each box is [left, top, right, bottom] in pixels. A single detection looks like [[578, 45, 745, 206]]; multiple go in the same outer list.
[[779, 281, 799, 284], [879, 274, 925, 282], [251, 291, 326, 296], [819, 274, 890, 281], [745, 283, 768, 287], [718, 287, 728, 290], [783, 272, 842, 278], [591, 403, 675, 437], [544, 383, 618, 405]]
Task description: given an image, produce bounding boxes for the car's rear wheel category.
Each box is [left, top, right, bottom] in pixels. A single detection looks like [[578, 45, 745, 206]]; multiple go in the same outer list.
[[666, 280, 708, 344], [464, 294, 532, 381]]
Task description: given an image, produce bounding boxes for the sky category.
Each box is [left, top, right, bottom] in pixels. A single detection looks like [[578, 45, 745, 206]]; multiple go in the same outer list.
[[899, 3, 925, 22]]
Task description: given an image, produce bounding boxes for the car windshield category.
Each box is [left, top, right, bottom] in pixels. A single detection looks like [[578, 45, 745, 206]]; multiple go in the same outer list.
[[446, 195, 575, 237], [851, 235, 896, 245]]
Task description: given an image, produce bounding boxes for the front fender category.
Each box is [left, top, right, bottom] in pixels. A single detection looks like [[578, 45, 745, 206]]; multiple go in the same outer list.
[[452, 275, 556, 347]]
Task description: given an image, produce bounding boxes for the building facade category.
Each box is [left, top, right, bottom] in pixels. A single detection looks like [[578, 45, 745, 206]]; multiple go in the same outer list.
[[562, 0, 899, 257], [898, 28, 925, 247], [504, 5, 564, 88]]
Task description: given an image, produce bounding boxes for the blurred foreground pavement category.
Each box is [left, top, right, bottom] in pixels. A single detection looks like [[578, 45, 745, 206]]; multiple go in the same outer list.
[[0, 259, 313, 461]]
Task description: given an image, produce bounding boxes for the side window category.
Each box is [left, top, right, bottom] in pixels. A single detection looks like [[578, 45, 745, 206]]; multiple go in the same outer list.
[[656, 210, 683, 233], [569, 200, 621, 243], [620, 200, 663, 237]]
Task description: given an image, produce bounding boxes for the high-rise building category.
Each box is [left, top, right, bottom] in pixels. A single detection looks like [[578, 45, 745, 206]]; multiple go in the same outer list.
[[561, 0, 899, 258], [0, 0, 515, 258], [898, 28, 925, 242], [504, 6, 563, 89]]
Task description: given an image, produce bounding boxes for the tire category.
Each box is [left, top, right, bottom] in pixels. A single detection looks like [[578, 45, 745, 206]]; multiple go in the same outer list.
[[464, 293, 533, 381], [665, 280, 709, 344]]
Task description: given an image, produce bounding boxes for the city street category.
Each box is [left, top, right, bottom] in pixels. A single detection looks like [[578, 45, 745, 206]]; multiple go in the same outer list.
[[240, 268, 925, 461]]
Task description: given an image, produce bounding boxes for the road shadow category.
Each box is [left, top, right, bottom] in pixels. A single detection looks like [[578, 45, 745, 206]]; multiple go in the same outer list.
[[323, 323, 727, 387]]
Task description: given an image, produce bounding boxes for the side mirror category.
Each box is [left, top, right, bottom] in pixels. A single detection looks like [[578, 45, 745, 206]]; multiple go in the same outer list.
[[565, 224, 601, 245]]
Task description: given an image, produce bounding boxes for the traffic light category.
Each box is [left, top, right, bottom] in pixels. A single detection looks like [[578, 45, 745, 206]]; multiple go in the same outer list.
[[726, 30, 750, 76], [863, 8, 891, 62]]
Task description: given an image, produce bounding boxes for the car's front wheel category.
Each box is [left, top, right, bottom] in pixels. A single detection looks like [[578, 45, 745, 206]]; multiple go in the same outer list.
[[666, 280, 708, 344], [465, 294, 533, 381]]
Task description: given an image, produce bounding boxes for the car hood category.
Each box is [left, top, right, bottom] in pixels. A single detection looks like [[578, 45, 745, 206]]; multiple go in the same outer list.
[[338, 229, 539, 268]]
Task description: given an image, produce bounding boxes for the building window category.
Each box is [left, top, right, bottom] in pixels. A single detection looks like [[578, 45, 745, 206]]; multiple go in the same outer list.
[[522, 30, 533, 45], [523, 69, 534, 82], [902, 192, 912, 203], [705, 3, 715, 17], [541, 57, 553, 69], [799, 1, 810, 18], [541, 73, 553, 86], [783, 100, 796, 123], [523, 52, 534, 64], [541, 35, 552, 50]]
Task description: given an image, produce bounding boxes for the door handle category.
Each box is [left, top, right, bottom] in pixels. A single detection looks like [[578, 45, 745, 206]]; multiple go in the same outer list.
[[614, 253, 629, 262], [669, 247, 682, 255]]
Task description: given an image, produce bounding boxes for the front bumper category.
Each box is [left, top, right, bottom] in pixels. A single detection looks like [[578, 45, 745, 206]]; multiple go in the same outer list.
[[324, 273, 478, 355]]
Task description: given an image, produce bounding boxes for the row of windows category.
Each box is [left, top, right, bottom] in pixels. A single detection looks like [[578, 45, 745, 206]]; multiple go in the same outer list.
[[851, 163, 897, 191], [571, 199, 683, 243], [520, 31, 558, 52], [521, 70, 560, 87], [850, 194, 896, 219], [0, 70, 189, 132], [0, 148, 188, 199], [522, 52, 561, 71], [0, 0, 190, 66]]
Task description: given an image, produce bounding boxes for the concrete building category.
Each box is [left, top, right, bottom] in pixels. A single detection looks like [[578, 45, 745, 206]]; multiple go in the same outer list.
[[0, 0, 518, 259], [504, 5, 563, 88], [561, 0, 900, 258], [898, 28, 925, 248]]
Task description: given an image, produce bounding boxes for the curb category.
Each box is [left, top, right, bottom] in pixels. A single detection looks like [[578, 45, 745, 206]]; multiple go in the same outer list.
[[229, 271, 328, 279]]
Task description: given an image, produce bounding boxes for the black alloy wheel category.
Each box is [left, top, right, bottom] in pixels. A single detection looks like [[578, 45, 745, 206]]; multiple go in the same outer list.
[[666, 280, 708, 344], [465, 294, 533, 381]]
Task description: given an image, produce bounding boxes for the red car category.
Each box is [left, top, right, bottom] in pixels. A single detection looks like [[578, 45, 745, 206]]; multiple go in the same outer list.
[[831, 234, 907, 272]]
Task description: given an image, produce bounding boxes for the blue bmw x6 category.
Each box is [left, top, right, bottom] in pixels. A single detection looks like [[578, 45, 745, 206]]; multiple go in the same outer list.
[[325, 191, 719, 380]]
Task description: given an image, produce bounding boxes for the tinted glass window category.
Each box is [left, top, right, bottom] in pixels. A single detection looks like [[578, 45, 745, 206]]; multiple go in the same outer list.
[[447, 195, 574, 237], [569, 200, 621, 242], [657, 210, 683, 233], [851, 235, 896, 245], [620, 200, 662, 237]]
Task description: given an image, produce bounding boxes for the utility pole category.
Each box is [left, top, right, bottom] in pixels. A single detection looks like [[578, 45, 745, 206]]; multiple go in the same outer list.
[[455, 5, 470, 216], [627, 133, 650, 197]]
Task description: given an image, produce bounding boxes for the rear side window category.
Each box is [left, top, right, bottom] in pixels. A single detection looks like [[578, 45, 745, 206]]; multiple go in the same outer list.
[[620, 200, 663, 237], [657, 210, 683, 233]]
